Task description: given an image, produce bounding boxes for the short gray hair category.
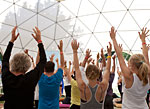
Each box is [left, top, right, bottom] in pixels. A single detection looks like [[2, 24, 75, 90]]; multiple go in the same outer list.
[[10, 53, 31, 73]]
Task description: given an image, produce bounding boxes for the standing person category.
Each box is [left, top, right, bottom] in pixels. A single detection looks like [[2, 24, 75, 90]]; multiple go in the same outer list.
[[71, 39, 112, 109], [38, 40, 64, 109], [104, 55, 116, 109], [110, 26, 150, 109], [2, 26, 46, 109]]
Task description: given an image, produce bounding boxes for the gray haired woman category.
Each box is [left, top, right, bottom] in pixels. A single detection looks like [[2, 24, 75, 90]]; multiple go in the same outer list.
[[2, 26, 46, 109]]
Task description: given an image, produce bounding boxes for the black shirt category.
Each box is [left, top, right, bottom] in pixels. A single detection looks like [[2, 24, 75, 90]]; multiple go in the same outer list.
[[2, 42, 46, 109]]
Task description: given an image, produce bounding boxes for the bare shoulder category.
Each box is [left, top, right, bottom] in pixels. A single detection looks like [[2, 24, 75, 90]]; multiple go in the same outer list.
[[98, 82, 108, 92]]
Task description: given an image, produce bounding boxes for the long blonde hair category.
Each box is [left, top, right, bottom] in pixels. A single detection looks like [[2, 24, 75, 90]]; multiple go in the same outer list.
[[129, 54, 148, 86]]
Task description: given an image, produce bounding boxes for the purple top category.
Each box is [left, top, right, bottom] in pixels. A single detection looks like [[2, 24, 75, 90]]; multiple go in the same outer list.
[[107, 73, 115, 96]]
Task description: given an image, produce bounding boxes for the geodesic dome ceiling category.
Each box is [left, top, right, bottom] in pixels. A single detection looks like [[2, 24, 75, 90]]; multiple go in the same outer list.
[[0, 0, 150, 61]]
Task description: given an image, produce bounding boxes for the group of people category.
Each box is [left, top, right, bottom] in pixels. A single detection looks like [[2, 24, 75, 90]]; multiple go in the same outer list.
[[1, 26, 150, 109]]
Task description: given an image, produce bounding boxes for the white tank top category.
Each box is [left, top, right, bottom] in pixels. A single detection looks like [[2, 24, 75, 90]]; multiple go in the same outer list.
[[63, 76, 71, 86], [122, 73, 150, 109]]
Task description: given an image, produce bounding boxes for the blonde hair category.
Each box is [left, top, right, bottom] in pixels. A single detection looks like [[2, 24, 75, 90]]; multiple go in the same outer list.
[[10, 53, 31, 73], [85, 64, 100, 80], [129, 54, 148, 86]]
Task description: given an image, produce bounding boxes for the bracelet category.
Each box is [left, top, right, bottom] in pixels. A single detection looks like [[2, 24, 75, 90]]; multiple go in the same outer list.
[[142, 42, 146, 45], [60, 52, 63, 55], [107, 56, 111, 59], [37, 40, 42, 44]]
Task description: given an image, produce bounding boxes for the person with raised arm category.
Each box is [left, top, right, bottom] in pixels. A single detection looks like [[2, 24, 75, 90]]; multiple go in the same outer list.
[[55, 58, 63, 97], [24, 49, 35, 69], [2, 26, 46, 109], [62, 60, 71, 104], [99, 48, 106, 75], [24, 49, 40, 109], [98, 48, 106, 82], [139, 27, 150, 108], [38, 40, 64, 109], [33, 49, 40, 109], [110, 26, 150, 109], [71, 39, 112, 109], [96, 52, 100, 68], [104, 55, 116, 109], [80, 49, 92, 85], [64, 65, 80, 109]]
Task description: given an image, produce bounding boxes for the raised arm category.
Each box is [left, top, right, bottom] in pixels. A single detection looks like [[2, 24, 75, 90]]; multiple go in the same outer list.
[[55, 58, 59, 69], [111, 55, 116, 74], [96, 52, 100, 68], [99, 62, 103, 72], [31, 27, 47, 78], [139, 27, 150, 81], [24, 49, 35, 68], [2, 26, 19, 76], [101, 42, 112, 87], [50, 54, 55, 62], [110, 27, 131, 80], [139, 28, 150, 65], [101, 48, 106, 68], [71, 40, 85, 89], [57, 40, 64, 69], [82, 49, 91, 68]]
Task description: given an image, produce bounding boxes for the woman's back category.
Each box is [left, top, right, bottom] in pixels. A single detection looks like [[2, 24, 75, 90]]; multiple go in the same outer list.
[[80, 84, 104, 109], [123, 74, 150, 109]]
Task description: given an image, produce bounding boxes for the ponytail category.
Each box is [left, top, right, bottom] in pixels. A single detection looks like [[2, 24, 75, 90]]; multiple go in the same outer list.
[[138, 62, 148, 86], [86, 64, 100, 80], [129, 54, 149, 86]]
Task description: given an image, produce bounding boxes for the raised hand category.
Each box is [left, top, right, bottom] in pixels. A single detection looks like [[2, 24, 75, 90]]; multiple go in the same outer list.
[[86, 49, 92, 59], [57, 40, 63, 52], [100, 48, 104, 58], [24, 49, 29, 55], [110, 26, 117, 39], [11, 26, 20, 43], [71, 40, 79, 51], [55, 58, 59, 63], [50, 54, 55, 61], [107, 42, 112, 56], [32, 27, 41, 42], [138, 27, 149, 42], [24, 49, 34, 63], [87, 58, 92, 64]]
